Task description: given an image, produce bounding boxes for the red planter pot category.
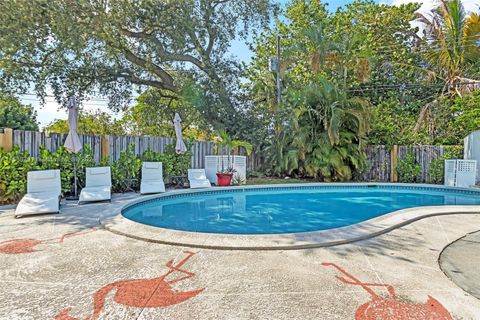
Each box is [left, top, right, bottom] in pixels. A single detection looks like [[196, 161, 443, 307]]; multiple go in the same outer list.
[[216, 173, 233, 186]]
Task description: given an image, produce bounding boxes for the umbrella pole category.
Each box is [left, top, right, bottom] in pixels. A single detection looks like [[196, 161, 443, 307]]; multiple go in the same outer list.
[[73, 153, 78, 197], [66, 153, 79, 201]]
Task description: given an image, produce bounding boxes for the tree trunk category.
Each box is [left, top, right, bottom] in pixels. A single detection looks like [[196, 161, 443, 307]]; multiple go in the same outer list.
[[414, 98, 441, 132], [414, 78, 480, 132]]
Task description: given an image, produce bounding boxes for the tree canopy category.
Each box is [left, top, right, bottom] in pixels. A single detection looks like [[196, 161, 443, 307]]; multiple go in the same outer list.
[[0, 94, 39, 130], [44, 109, 125, 136], [1, 0, 479, 181], [0, 0, 271, 110]]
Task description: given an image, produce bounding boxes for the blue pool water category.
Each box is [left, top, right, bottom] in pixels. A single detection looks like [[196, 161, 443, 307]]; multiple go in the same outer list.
[[122, 186, 480, 234]]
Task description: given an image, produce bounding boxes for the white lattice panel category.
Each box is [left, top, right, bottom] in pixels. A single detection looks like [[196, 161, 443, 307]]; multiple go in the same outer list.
[[444, 160, 457, 187], [233, 156, 247, 182], [444, 159, 477, 187], [455, 160, 477, 188], [204, 156, 247, 185], [205, 156, 218, 184]]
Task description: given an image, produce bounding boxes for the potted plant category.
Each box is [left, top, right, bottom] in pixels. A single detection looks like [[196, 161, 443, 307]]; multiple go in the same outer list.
[[215, 129, 253, 186], [216, 167, 236, 186]]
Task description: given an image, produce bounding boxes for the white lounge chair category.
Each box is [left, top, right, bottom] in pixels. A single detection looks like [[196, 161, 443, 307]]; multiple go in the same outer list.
[[79, 167, 111, 204], [15, 169, 61, 218], [188, 169, 212, 189], [140, 162, 166, 194]]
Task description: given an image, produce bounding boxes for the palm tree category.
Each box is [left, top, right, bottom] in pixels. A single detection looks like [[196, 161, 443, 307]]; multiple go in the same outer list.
[[285, 77, 370, 180], [414, 0, 480, 130], [215, 129, 252, 172], [294, 24, 372, 88]]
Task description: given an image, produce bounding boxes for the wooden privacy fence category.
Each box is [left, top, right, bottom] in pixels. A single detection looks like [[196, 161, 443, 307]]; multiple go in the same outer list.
[[363, 145, 446, 182], [1, 129, 231, 170], [0, 128, 451, 182]]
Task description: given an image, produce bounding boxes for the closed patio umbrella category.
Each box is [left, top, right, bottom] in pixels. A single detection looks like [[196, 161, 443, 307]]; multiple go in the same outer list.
[[64, 96, 82, 198], [174, 112, 187, 154]]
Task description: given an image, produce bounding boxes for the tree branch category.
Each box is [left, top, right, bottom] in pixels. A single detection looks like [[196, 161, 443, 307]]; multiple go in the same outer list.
[[121, 49, 176, 90], [119, 27, 205, 70]]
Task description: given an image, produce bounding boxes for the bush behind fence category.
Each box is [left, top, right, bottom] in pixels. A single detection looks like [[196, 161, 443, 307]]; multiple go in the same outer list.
[[7, 129, 260, 172], [2, 129, 457, 183]]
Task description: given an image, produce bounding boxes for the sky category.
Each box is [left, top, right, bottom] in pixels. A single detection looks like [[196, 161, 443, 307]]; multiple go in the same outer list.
[[21, 0, 480, 129]]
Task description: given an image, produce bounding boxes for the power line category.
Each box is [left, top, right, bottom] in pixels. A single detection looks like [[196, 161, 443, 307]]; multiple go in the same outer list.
[[20, 93, 112, 102], [347, 81, 478, 93]]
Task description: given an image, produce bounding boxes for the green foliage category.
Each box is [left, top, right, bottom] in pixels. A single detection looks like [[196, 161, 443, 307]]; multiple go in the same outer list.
[[444, 145, 464, 159], [438, 92, 480, 144], [141, 143, 192, 179], [121, 88, 213, 140], [0, 0, 270, 114], [231, 173, 246, 186], [37, 145, 97, 194], [0, 146, 37, 204], [413, 0, 480, 131], [74, 145, 97, 189], [44, 109, 126, 135], [0, 141, 193, 202], [247, 170, 266, 178], [418, 0, 480, 85], [397, 152, 421, 183], [368, 98, 429, 146], [214, 129, 253, 172], [111, 144, 142, 192], [246, 0, 479, 151], [427, 145, 464, 184], [264, 76, 370, 181], [427, 158, 445, 184], [0, 94, 39, 130], [38, 146, 74, 194]]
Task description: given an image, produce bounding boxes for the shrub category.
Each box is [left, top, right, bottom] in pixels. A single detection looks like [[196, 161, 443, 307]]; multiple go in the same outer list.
[[1, 141, 192, 201], [111, 143, 142, 192], [141, 143, 192, 179], [427, 158, 444, 184], [247, 170, 265, 178], [397, 151, 421, 183], [444, 145, 463, 159], [37, 145, 97, 195], [427, 145, 464, 184], [0, 146, 38, 204], [38, 146, 73, 194], [73, 144, 97, 188]]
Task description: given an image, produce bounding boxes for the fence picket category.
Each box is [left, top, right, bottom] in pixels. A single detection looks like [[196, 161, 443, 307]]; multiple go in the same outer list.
[[9, 129, 454, 182]]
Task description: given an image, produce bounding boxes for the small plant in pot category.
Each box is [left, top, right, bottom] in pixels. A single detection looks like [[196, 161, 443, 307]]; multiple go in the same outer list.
[[216, 166, 236, 186], [215, 129, 252, 186]]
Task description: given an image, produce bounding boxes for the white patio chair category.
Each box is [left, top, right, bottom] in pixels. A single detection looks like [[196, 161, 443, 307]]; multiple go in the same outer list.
[[188, 169, 212, 189], [140, 162, 166, 194], [79, 167, 111, 204], [15, 169, 61, 218]]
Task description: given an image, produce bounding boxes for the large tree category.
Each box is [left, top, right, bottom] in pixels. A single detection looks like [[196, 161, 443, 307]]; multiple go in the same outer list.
[[0, 0, 271, 112], [44, 109, 125, 135], [414, 0, 480, 130], [122, 86, 212, 139], [0, 94, 39, 130]]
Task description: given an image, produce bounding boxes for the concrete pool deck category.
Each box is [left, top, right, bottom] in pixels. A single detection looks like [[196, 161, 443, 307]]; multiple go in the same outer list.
[[106, 183, 480, 250], [440, 230, 480, 301], [1, 192, 480, 319]]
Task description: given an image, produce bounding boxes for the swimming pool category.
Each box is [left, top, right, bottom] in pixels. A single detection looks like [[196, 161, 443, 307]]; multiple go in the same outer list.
[[122, 184, 480, 235]]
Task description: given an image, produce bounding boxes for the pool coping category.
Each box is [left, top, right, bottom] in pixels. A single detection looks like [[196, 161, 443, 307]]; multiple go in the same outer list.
[[100, 183, 480, 250]]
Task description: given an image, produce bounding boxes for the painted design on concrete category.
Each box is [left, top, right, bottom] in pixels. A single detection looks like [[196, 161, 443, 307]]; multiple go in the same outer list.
[[322, 262, 453, 320], [55, 250, 204, 320], [0, 229, 96, 255]]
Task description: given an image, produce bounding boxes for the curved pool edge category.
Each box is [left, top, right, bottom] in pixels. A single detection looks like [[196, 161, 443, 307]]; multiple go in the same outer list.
[[100, 183, 480, 250]]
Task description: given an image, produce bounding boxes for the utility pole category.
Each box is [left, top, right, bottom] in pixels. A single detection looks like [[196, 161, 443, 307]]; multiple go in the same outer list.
[[269, 35, 282, 105], [276, 35, 282, 105]]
